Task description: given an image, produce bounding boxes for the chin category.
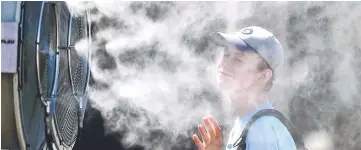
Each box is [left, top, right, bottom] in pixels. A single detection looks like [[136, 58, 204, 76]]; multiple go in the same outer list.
[[217, 78, 230, 89], [218, 83, 235, 96]]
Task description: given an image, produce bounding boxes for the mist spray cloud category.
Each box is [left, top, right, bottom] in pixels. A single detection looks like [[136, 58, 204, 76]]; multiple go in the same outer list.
[[67, 2, 361, 150]]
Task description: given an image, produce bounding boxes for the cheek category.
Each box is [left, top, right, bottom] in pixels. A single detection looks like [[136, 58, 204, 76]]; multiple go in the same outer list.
[[234, 70, 257, 87]]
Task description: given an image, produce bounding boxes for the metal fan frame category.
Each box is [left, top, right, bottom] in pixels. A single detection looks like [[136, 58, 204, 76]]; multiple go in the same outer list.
[[15, 2, 28, 150], [34, 1, 92, 150]]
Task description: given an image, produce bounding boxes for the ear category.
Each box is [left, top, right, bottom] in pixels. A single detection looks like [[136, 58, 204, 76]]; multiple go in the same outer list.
[[259, 68, 273, 83]]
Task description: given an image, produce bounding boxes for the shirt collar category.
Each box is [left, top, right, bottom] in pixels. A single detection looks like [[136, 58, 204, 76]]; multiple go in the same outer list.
[[238, 100, 274, 125]]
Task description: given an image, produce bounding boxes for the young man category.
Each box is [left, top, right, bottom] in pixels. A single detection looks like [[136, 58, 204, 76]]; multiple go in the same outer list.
[[192, 26, 297, 150]]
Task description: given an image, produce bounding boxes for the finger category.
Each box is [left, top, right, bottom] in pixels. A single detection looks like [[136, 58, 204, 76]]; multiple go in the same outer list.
[[207, 116, 222, 138], [198, 124, 209, 144], [192, 134, 205, 150], [203, 117, 215, 141]]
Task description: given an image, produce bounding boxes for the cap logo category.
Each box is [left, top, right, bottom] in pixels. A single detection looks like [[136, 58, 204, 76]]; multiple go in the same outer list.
[[242, 28, 253, 34]]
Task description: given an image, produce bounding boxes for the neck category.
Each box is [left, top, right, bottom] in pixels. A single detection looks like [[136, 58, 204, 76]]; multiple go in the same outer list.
[[229, 89, 268, 117]]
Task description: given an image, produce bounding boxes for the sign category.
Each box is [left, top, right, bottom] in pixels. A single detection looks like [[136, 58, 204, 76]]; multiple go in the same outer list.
[[1, 22, 19, 73]]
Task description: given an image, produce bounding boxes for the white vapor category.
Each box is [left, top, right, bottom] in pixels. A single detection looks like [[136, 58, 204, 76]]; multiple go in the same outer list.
[[66, 1, 361, 150]]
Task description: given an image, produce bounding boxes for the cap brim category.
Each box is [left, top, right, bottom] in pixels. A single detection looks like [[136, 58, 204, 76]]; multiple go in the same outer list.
[[208, 32, 254, 51]]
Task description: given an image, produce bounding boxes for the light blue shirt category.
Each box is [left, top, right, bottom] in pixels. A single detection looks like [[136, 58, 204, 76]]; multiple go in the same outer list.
[[226, 101, 297, 150]]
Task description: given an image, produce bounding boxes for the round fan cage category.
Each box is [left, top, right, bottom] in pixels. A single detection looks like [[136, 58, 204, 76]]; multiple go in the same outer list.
[[16, 1, 91, 150]]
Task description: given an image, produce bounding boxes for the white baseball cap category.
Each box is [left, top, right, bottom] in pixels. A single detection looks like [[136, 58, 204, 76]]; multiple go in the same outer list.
[[209, 26, 284, 73]]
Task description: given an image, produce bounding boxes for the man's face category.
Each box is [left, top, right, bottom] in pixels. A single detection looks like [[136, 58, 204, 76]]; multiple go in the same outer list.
[[216, 46, 265, 93]]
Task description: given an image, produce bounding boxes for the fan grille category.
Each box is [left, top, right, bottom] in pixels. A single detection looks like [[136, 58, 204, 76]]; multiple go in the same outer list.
[[54, 2, 80, 146], [70, 16, 88, 96]]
